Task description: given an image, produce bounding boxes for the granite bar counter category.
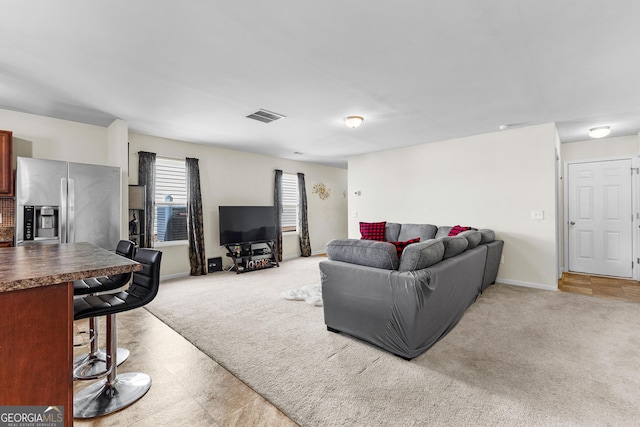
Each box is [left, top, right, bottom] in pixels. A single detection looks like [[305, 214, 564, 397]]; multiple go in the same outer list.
[[0, 242, 140, 292], [0, 242, 142, 426]]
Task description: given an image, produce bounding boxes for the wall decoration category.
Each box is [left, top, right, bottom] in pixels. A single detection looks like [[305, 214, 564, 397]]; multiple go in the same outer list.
[[313, 182, 331, 200]]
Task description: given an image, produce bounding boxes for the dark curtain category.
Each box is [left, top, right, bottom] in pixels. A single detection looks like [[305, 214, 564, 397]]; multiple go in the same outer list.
[[186, 157, 207, 276], [137, 151, 156, 248], [274, 169, 283, 262], [297, 173, 312, 257]]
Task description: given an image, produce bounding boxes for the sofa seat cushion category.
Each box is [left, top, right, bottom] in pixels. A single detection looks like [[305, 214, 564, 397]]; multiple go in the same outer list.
[[398, 239, 445, 272], [398, 224, 437, 242], [360, 221, 387, 241], [478, 229, 495, 244], [439, 235, 469, 259], [458, 230, 481, 249], [326, 239, 399, 270]]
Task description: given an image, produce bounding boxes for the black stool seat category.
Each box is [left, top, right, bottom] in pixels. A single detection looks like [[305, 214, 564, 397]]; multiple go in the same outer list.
[[74, 249, 160, 319], [72, 239, 136, 380], [74, 248, 162, 419]]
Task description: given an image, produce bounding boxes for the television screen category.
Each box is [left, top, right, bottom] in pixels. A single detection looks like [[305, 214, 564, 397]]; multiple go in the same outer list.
[[219, 206, 277, 246]]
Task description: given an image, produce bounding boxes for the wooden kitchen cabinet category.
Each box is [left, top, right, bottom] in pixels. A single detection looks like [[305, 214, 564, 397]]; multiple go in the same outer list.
[[0, 130, 13, 196]]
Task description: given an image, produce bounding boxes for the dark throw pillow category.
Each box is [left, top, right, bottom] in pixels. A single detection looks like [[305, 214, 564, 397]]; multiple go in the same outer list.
[[360, 221, 387, 241], [390, 238, 420, 256], [448, 225, 472, 236]]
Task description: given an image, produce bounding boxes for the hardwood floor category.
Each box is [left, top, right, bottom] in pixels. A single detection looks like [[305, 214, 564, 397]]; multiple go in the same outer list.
[[558, 272, 640, 303], [72, 309, 298, 426]]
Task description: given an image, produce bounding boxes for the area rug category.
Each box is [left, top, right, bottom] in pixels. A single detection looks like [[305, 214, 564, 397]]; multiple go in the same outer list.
[[145, 257, 640, 426]]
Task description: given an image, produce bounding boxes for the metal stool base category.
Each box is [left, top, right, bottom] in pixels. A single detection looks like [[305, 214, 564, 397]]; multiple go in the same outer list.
[[73, 372, 152, 419], [73, 348, 130, 380]]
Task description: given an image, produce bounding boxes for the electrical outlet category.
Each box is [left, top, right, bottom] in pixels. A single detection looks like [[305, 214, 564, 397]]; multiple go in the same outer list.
[[351, 211, 358, 218], [500, 255, 504, 264], [531, 210, 544, 220]]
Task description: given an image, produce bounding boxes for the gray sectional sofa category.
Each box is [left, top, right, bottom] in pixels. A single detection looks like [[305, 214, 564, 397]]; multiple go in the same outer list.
[[319, 222, 503, 359]]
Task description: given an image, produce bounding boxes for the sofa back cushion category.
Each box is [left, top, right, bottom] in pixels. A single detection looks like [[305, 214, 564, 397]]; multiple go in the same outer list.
[[398, 223, 437, 242], [478, 229, 495, 244], [385, 222, 401, 242], [457, 230, 481, 249], [398, 239, 445, 272], [326, 239, 399, 270], [435, 226, 452, 239], [439, 235, 469, 259]]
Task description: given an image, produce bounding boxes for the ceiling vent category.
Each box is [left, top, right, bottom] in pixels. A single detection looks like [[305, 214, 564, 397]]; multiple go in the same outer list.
[[246, 109, 286, 124]]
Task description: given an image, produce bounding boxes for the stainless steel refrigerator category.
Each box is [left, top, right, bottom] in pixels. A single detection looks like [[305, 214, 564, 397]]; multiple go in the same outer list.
[[15, 157, 121, 251]]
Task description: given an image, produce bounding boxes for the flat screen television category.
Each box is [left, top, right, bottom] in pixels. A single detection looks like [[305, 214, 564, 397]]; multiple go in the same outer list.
[[219, 206, 277, 246]]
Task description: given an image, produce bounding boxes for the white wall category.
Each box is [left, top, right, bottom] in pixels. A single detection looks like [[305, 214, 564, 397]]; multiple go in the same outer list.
[[1, 108, 348, 279], [128, 133, 347, 277], [561, 135, 638, 162], [348, 123, 559, 289], [0, 109, 109, 165]]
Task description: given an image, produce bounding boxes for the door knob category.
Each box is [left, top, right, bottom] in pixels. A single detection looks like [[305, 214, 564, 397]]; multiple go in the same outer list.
[[569, 221, 575, 225]]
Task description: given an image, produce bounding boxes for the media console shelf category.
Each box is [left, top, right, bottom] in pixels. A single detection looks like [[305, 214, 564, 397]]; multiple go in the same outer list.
[[224, 240, 279, 274]]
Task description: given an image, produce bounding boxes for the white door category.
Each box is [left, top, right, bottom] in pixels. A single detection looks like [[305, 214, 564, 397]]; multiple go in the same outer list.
[[567, 159, 632, 278]]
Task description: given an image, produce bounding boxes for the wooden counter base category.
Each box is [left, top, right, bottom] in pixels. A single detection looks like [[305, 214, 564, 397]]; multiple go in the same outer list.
[[0, 283, 73, 425]]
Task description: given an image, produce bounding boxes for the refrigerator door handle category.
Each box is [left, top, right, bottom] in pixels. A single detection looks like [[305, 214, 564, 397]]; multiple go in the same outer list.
[[60, 178, 67, 244], [68, 178, 75, 243]]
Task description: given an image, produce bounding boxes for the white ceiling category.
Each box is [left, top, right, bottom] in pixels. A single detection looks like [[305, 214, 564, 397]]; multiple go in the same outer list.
[[2, 1, 640, 168]]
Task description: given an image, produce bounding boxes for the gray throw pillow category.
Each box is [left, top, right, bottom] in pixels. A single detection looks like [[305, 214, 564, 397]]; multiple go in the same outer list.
[[398, 224, 437, 242], [326, 239, 399, 270], [439, 235, 469, 259], [398, 239, 445, 272], [478, 229, 495, 244], [458, 230, 481, 249]]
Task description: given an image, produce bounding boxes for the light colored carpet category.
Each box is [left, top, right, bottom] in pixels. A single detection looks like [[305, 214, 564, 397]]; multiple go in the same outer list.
[[146, 257, 640, 426]]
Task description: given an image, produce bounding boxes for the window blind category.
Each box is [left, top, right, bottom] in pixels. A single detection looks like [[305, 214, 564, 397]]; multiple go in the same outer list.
[[282, 173, 298, 232], [154, 157, 188, 242]]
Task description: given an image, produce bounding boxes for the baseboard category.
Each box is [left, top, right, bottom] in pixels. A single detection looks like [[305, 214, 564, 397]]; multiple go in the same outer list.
[[497, 278, 558, 291], [282, 250, 327, 261], [160, 272, 190, 282]]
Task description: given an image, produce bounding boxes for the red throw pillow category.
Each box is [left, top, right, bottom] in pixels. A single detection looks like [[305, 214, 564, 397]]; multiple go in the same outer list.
[[448, 225, 472, 236], [391, 238, 420, 256], [360, 221, 387, 241]]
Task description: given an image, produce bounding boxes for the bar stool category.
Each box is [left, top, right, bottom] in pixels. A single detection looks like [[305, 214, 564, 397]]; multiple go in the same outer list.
[[73, 240, 136, 380], [73, 248, 162, 419]]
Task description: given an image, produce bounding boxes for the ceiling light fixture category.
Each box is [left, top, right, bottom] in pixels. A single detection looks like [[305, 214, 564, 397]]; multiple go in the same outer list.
[[344, 116, 364, 128], [588, 126, 611, 138]]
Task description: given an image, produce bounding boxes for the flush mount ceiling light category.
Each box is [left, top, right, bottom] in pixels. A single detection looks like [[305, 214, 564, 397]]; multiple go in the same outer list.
[[588, 126, 611, 138], [344, 116, 364, 128]]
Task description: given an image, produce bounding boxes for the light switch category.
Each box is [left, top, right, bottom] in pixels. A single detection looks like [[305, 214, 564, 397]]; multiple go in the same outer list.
[[531, 210, 544, 220], [351, 211, 358, 218]]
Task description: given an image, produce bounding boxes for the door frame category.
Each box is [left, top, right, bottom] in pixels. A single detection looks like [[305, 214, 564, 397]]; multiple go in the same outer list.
[[562, 155, 639, 280]]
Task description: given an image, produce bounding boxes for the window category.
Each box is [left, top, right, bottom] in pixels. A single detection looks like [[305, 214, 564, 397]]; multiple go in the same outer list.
[[154, 157, 188, 243], [281, 173, 298, 232]]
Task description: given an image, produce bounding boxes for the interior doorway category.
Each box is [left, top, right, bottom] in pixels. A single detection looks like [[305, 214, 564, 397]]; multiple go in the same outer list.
[[565, 159, 633, 278]]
